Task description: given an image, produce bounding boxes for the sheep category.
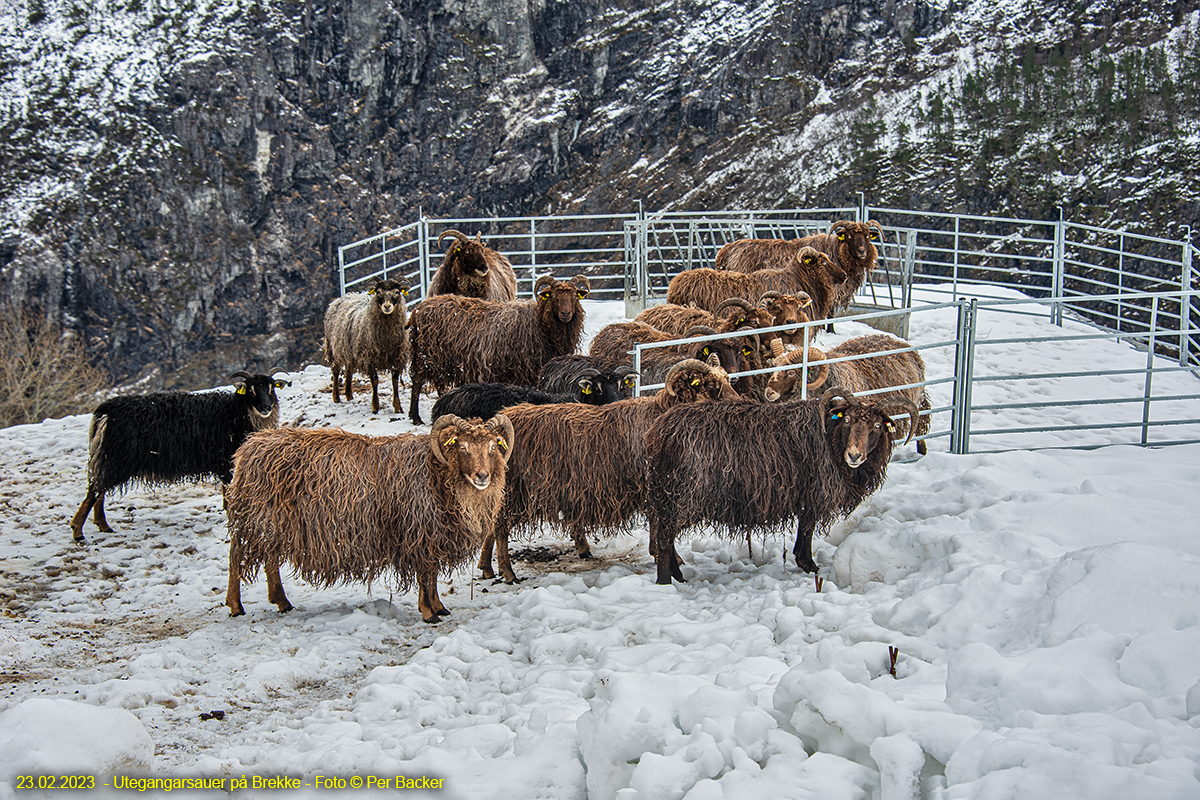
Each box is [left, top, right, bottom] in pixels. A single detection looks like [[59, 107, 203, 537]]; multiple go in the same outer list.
[[476, 357, 739, 584], [591, 323, 764, 399], [69, 372, 288, 542], [666, 247, 844, 325], [429, 230, 518, 301], [764, 335, 932, 454], [714, 220, 886, 312], [633, 297, 758, 337], [537, 355, 638, 405], [407, 274, 590, 425], [431, 383, 586, 423], [224, 413, 514, 623], [324, 277, 411, 414], [645, 387, 918, 581]]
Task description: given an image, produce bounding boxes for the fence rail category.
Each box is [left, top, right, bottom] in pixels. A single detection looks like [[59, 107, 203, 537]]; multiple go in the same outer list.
[[339, 204, 1200, 453]]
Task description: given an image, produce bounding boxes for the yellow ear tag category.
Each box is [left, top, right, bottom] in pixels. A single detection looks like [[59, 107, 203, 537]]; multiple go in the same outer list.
[[577, 291, 587, 299], [691, 378, 700, 386], [582, 385, 592, 394], [401, 288, 409, 295], [837, 233, 846, 240], [368, 287, 376, 294], [444, 436, 457, 447], [498, 436, 509, 451], [236, 386, 247, 395], [274, 381, 286, 388]]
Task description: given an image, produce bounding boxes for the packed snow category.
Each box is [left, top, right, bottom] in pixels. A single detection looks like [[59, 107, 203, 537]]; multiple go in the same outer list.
[[2, 290, 1199, 799]]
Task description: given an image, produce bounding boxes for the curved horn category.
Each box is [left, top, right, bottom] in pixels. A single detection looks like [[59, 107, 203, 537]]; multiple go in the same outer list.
[[827, 219, 854, 235], [794, 290, 814, 309], [575, 367, 601, 380], [664, 358, 708, 396], [430, 414, 468, 465], [485, 413, 515, 462], [716, 297, 754, 316], [534, 274, 556, 295], [770, 337, 786, 360], [437, 229, 472, 249], [229, 371, 253, 382], [820, 385, 855, 409], [867, 219, 886, 239], [878, 398, 921, 445]]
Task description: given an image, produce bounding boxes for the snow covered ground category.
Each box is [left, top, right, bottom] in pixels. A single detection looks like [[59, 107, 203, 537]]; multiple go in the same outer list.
[[2, 291, 1200, 799]]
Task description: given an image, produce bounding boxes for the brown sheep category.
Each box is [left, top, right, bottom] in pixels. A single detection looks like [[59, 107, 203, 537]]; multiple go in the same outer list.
[[714, 219, 885, 311], [666, 247, 843, 326], [765, 335, 932, 454], [633, 298, 757, 337], [407, 274, 590, 424], [324, 277, 410, 414], [758, 291, 814, 347], [477, 358, 739, 584], [645, 387, 918, 581], [430, 230, 518, 301], [224, 414, 514, 623]]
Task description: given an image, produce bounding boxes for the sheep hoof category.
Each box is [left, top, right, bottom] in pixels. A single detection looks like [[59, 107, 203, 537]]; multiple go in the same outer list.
[[410, 415, 425, 426], [96, 524, 113, 533], [276, 603, 294, 614], [72, 532, 85, 544], [436, 608, 451, 617], [422, 615, 441, 624], [479, 569, 495, 580], [917, 441, 927, 456], [795, 557, 818, 574], [228, 608, 245, 617], [578, 550, 593, 560]]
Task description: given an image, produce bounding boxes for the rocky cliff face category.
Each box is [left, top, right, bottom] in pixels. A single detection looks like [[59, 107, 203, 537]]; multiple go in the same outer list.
[[1, 0, 1196, 387]]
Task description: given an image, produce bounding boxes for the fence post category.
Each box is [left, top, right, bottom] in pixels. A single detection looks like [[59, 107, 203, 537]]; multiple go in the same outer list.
[[902, 229, 916, 309], [419, 215, 430, 300], [1142, 296, 1159, 445], [858, 191, 866, 223], [529, 218, 538, 297], [337, 242, 346, 297], [1052, 208, 1065, 326], [952, 215, 960, 301], [950, 298, 977, 455], [1182, 228, 1193, 368]]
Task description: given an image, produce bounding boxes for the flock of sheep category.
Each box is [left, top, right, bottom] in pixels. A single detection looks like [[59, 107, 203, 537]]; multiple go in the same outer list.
[[68, 221, 932, 623]]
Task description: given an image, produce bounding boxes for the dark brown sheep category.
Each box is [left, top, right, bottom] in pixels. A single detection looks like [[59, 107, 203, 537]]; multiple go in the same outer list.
[[324, 277, 410, 414], [645, 387, 918, 582], [477, 358, 739, 584], [430, 230, 518, 301], [666, 247, 843, 325], [224, 414, 514, 623], [407, 274, 590, 424], [765, 335, 932, 454], [758, 291, 814, 347], [714, 219, 885, 311]]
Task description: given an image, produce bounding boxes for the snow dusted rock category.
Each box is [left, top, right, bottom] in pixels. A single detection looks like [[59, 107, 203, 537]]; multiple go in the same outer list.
[[0, 698, 153, 779]]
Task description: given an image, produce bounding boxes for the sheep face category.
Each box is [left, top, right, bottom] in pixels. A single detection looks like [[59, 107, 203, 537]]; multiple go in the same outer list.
[[231, 372, 289, 422], [824, 394, 917, 469], [797, 246, 847, 285], [369, 278, 410, 316], [831, 220, 882, 266], [763, 349, 827, 403], [442, 232, 491, 278], [431, 414, 515, 492], [760, 292, 813, 344], [664, 359, 739, 403], [535, 274, 589, 325], [684, 327, 760, 398], [577, 368, 635, 405]]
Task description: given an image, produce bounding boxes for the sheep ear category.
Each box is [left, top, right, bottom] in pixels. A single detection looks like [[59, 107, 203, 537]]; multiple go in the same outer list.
[[579, 378, 594, 395], [487, 414, 515, 463]]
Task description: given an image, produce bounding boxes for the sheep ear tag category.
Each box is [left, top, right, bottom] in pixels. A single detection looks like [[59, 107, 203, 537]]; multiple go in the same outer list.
[[444, 436, 457, 447], [691, 378, 701, 386], [368, 287, 376, 294], [830, 411, 843, 422], [237, 386, 247, 395], [497, 436, 509, 452], [576, 290, 589, 299]]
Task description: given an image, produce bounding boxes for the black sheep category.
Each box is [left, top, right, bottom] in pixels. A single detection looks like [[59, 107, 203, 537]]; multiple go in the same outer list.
[[431, 383, 582, 422], [538, 354, 637, 406], [69, 372, 288, 542], [645, 387, 917, 582]]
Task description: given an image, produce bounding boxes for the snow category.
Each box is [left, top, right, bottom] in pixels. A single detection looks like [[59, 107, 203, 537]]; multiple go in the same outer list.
[[2, 291, 1200, 798]]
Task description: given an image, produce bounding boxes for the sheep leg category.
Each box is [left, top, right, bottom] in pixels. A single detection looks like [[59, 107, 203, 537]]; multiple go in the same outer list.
[[391, 369, 402, 414], [416, 570, 444, 624], [570, 524, 593, 559], [226, 544, 245, 616], [368, 368, 381, 414], [331, 364, 342, 403], [344, 365, 355, 401], [70, 486, 99, 542], [917, 439, 927, 456], [265, 560, 293, 613], [93, 491, 113, 532], [650, 514, 684, 585], [408, 376, 425, 425], [494, 524, 519, 584], [793, 520, 819, 574], [477, 532, 496, 580]]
